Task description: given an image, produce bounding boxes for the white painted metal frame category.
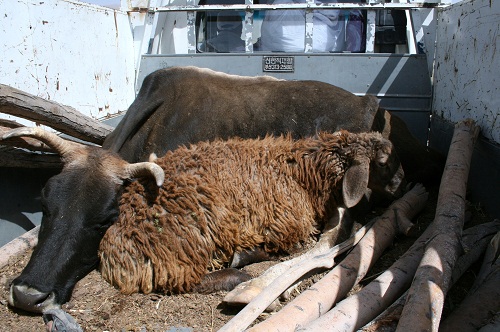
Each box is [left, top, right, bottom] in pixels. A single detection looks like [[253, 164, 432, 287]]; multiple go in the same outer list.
[[244, 0, 255, 52], [145, 1, 446, 56], [187, 0, 197, 53]]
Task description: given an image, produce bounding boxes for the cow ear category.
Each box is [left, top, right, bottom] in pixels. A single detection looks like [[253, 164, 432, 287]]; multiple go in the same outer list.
[[342, 158, 369, 208]]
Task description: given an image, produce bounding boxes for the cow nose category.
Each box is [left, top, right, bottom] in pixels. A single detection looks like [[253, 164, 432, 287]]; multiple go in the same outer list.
[[9, 284, 54, 313]]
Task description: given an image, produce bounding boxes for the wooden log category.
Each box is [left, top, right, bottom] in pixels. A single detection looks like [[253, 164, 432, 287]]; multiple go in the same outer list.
[[241, 184, 428, 332], [302, 212, 434, 330], [218, 220, 376, 332], [347, 220, 500, 332], [0, 84, 113, 144], [450, 221, 500, 286], [0, 226, 40, 270], [440, 230, 500, 332], [360, 292, 406, 332], [224, 207, 369, 310], [0, 146, 62, 168], [360, 220, 500, 332], [469, 229, 500, 293], [396, 119, 480, 332], [0, 120, 54, 152]]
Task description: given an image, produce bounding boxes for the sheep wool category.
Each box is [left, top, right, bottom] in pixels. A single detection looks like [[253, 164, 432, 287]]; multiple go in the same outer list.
[[99, 130, 401, 294]]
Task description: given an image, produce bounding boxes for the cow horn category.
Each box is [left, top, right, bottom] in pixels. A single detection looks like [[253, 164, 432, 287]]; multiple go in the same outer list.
[[1, 126, 81, 157], [126, 162, 165, 187]]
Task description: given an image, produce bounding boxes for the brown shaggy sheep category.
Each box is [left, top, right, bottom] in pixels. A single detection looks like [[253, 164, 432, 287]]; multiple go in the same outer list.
[[98, 130, 405, 294]]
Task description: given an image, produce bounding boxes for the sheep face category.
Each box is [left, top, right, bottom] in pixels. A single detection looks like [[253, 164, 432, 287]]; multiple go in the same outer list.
[[368, 137, 406, 198], [339, 132, 406, 208]]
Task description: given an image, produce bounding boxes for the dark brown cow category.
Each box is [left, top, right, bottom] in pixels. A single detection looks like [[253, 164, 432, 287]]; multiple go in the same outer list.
[[104, 66, 443, 184], [5, 66, 442, 314]]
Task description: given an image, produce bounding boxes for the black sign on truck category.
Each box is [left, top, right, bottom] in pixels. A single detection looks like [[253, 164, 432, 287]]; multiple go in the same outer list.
[[263, 56, 295, 73]]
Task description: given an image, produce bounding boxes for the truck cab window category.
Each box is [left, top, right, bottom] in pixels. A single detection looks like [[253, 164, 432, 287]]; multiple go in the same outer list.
[[196, 0, 246, 53], [258, 0, 365, 53]]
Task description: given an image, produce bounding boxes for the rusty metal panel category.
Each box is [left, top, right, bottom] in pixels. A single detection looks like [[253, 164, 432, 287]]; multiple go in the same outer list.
[[0, 0, 136, 122], [433, 0, 500, 144]]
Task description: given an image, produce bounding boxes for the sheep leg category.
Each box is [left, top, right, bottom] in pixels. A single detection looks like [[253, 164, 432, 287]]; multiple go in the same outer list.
[[230, 247, 271, 269], [192, 268, 252, 294], [318, 205, 354, 250]]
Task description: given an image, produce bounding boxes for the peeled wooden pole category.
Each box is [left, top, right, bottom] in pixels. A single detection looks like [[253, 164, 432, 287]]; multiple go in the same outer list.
[[302, 211, 434, 331], [224, 207, 358, 309], [469, 229, 500, 294], [313, 220, 500, 332], [396, 119, 480, 332], [440, 230, 500, 332], [362, 232, 495, 331], [218, 220, 375, 332], [360, 220, 500, 332], [244, 184, 428, 332], [0, 226, 40, 269], [448, 222, 500, 289]]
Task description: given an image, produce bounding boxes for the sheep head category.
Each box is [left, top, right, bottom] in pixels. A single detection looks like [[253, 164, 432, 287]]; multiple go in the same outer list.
[[319, 131, 406, 208]]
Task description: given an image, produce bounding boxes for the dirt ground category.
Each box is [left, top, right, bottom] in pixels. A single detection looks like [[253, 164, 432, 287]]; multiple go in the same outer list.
[[0, 184, 493, 332]]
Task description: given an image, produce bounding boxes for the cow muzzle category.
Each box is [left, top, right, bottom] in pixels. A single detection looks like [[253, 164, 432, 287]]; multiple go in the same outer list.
[[9, 284, 60, 313]]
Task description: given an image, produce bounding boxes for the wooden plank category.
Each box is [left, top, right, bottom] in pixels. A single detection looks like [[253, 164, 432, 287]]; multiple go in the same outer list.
[[0, 84, 113, 145]]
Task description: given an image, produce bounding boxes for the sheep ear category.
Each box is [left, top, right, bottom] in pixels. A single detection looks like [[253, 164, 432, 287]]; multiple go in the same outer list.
[[342, 158, 370, 208]]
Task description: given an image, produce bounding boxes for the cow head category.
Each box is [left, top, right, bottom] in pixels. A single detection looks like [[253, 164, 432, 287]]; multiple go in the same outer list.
[[2, 127, 164, 313]]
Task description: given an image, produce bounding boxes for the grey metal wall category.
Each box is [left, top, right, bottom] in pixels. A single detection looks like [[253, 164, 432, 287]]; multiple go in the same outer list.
[[0, 169, 57, 247], [432, 0, 499, 144], [430, 0, 500, 218], [138, 53, 433, 144]]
